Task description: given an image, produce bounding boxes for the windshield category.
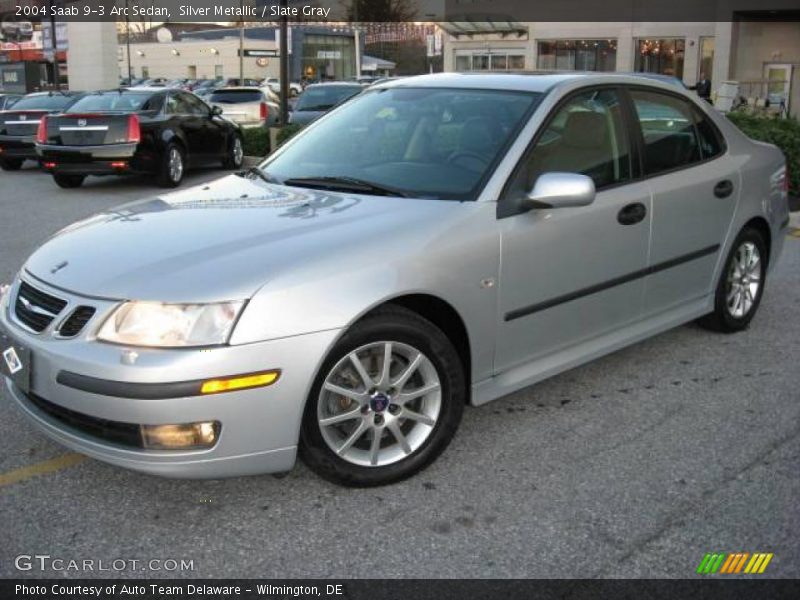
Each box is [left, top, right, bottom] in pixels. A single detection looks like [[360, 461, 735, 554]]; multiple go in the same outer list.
[[264, 87, 542, 200], [209, 90, 263, 104], [66, 92, 161, 113], [295, 86, 362, 111], [11, 94, 77, 110]]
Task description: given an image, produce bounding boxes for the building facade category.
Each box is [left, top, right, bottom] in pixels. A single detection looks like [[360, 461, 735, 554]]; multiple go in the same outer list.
[[442, 19, 800, 117]]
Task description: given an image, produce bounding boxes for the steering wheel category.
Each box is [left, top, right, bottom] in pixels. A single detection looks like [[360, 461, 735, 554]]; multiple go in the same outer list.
[[447, 150, 490, 172]]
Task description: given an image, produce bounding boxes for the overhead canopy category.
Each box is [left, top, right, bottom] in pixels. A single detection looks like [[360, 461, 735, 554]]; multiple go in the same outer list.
[[440, 18, 528, 38], [362, 55, 396, 72]]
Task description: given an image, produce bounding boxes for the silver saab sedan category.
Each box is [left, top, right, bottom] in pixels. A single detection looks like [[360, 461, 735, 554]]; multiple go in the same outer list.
[[0, 73, 790, 486]]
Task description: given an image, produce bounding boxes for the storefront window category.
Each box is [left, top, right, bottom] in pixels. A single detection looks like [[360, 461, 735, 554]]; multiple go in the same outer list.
[[302, 34, 356, 81], [454, 52, 526, 72], [635, 38, 686, 79], [536, 40, 617, 72]]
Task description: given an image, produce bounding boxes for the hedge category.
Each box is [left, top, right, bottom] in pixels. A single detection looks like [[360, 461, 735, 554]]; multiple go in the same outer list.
[[241, 127, 270, 158], [726, 112, 799, 196], [276, 124, 304, 147]]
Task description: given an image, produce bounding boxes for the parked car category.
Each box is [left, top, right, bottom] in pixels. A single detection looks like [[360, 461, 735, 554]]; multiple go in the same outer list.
[[35, 88, 243, 188], [225, 78, 262, 88], [165, 78, 190, 89], [262, 77, 303, 97], [208, 87, 281, 128], [288, 82, 363, 125], [1, 73, 789, 486], [0, 93, 22, 111], [0, 91, 83, 170]]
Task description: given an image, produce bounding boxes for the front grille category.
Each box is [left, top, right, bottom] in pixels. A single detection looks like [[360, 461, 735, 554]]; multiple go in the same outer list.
[[25, 392, 144, 449], [14, 281, 68, 332], [58, 306, 96, 337]]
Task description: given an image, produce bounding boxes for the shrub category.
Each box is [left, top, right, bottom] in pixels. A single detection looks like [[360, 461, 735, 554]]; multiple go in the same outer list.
[[726, 112, 800, 196], [276, 124, 304, 147], [241, 127, 270, 158]]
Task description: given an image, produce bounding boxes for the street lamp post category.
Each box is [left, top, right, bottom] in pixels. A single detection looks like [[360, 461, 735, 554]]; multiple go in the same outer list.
[[125, 0, 133, 82], [47, 0, 60, 90], [279, 0, 289, 125]]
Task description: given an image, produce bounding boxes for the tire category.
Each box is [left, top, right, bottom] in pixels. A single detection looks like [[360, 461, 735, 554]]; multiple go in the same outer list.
[[0, 158, 23, 171], [158, 143, 185, 187], [300, 305, 465, 487], [698, 227, 767, 333], [53, 173, 85, 188], [222, 134, 243, 169]]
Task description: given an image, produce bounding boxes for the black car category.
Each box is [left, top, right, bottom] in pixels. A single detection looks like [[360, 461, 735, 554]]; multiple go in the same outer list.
[[0, 91, 83, 170], [36, 88, 244, 188]]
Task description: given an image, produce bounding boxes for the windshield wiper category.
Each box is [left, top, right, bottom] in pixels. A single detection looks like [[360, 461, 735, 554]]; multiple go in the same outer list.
[[237, 166, 280, 184], [282, 176, 410, 198]]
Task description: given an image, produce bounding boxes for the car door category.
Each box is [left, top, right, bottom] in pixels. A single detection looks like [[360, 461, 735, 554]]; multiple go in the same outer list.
[[183, 91, 227, 159], [494, 87, 652, 373], [167, 92, 205, 164], [627, 88, 737, 316]]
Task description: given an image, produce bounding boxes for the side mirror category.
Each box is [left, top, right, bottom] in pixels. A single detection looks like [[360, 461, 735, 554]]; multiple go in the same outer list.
[[524, 172, 596, 210], [210, 105, 223, 117]]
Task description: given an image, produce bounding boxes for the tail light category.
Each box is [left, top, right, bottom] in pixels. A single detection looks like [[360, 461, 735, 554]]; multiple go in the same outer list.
[[36, 116, 47, 144], [260, 102, 268, 121], [126, 114, 141, 143]]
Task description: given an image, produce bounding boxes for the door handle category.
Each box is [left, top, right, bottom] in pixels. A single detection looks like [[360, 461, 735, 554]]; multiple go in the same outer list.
[[714, 179, 734, 198], [617, 202, 647, 226]]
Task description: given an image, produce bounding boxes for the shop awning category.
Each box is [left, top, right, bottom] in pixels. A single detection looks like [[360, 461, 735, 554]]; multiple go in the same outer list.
[[439, 18, 528, 38]]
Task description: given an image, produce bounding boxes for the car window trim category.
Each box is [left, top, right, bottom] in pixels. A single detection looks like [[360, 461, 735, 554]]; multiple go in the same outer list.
[[497, 84, 633, 219]]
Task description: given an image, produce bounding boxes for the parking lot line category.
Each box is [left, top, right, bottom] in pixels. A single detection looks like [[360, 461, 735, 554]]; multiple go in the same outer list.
[[0, 453, 86, 488]]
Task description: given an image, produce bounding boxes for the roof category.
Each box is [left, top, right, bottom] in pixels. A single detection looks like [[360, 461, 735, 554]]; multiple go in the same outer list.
[[375, 72, 696, 94]]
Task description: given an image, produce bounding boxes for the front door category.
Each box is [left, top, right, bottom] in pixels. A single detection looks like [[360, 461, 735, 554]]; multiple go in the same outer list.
[[764, 63, 793, 117], [495, 88, 652, 373]]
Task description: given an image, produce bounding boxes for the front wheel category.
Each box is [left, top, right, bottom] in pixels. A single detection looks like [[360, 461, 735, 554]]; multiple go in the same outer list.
[[222, 134, 243, 169], [53, 173, 85, 188], [698, 227, 767, 333], [158, 143, 185, 187], [300, 306, 465, 487]]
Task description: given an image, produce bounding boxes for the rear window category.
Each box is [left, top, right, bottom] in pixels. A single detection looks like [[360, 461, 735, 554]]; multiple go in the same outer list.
[[11, 94, 78, 110], [295, 86, 362, 111], [209, 90, 263, 104], [66, 92, 162, 113]]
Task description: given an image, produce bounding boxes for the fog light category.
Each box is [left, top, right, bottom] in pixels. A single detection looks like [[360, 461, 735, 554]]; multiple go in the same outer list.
[[43, 161, 56, 169], [200, 370, 280, 394], [140, 421, 220, 450]]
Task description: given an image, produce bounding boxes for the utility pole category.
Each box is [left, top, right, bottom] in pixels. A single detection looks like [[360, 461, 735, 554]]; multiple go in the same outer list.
[[238, 0, 244, 83], [47, 0, 60, 90], [279, 0, 289, 125], [125, 0, 133, 82]]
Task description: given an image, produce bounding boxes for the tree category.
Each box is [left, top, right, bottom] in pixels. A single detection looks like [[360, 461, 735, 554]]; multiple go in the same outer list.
[[344, 0, 418, 22]]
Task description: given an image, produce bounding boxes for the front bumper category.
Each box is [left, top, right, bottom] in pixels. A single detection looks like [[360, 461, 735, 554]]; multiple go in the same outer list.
[[0, 276, 340, 478]]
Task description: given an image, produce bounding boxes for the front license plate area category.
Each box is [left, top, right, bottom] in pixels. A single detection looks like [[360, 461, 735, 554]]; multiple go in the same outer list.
[[0, 325, 32, 395]]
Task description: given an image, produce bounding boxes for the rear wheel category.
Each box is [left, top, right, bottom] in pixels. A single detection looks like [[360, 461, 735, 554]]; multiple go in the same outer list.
[[158, 143, 185, 187], [52, 173, 85, 188], [300, 306, 465, 487], [0, 158, 23, 171], [698, 227, 767, 333], [222, 134, 243, 169]]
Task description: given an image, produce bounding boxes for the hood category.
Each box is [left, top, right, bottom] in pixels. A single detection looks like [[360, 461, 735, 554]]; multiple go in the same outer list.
[[23, 175, 460, 303]]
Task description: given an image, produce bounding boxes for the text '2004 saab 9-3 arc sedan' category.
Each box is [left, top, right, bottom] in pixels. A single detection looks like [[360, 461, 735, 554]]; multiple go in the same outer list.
[[0, 73, 790, 486]]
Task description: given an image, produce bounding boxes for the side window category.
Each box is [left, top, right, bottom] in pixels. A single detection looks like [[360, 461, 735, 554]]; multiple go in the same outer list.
[[165, 94, 181, 115], [505, 88, 632, 201], [629, 90, 702, 175], [693, 109, 724, 160], [182, 92, 210, 116]]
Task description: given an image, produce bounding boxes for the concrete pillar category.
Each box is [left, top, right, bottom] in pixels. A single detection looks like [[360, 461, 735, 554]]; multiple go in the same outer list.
[[711, 21, 735, 92], [66, 22, 119, 90]]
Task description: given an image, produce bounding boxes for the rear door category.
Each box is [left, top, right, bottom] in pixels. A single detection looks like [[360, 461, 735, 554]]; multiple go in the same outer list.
[[495, 87, 652, 373], [626, 88, 736, 315]]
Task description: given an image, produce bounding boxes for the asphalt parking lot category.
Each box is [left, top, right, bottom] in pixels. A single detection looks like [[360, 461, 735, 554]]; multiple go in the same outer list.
[[0, 163, 798, 579]]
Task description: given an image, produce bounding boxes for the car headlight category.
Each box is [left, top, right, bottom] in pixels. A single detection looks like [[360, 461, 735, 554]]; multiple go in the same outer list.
[[97, 301, 244, 348]]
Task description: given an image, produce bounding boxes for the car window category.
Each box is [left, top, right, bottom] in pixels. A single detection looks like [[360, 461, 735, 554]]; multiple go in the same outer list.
[[505, 88, 632, 201], [181, 92, 210, 115], [630, 89, 702, 175], [166, 93, 193, 115], [11, 94, 78, 110], [209, 90, 264, 104], [295, 86, 362, 112], [264, 87, 542, 200], [693, 108, 724, 160], [67, 92, 153, 113]]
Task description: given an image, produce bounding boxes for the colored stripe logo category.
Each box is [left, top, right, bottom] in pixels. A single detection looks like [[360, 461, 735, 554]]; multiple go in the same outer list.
[[696, 552, 773, 574]]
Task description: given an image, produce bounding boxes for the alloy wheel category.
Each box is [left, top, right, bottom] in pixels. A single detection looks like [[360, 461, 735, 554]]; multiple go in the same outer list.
[[232, 137, 243, 167], [725, 241, 761, 318], [317, 341, 442, 467], [168, 147, 183, 183]]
